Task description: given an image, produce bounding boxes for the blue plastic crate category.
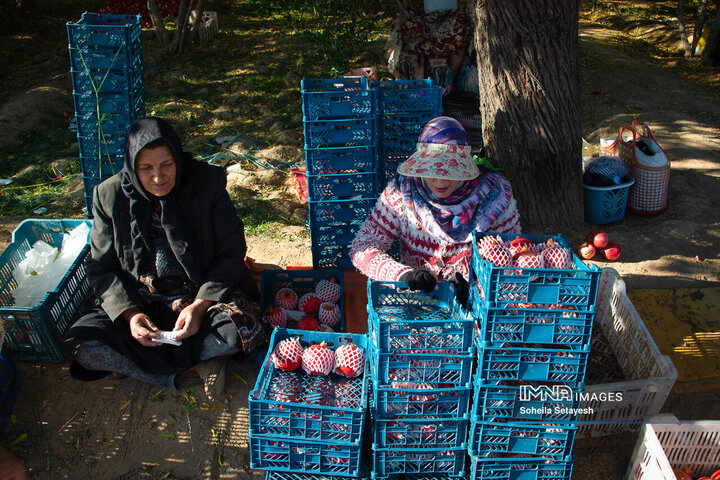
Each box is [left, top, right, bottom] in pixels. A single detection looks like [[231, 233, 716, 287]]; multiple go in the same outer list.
[[306, 171, 377, 201], [371, 445, 466, 479], [71, 66, 143, 95], [250, 436, 363, 477], [75, 111, 139, 141], [69, 43, 143, 75], [370, 347, 474, 387], [371, 379, 473, 418], [302, 77, 369, 93], [73, 89, 144, 119], [375, 82, 442, 114], [470, 232, 601, 312], [80, 152, 124, 179], [249, 328, 368, 445], [304, 119, 375, 149], [310, 223, 360, 252], [367, 281, 474, 354], [378, 112, 436, 137], [471, 293, 595, 349], [470, 454, 575, 480], [305, 146, 376, 176], [373, 414, 469, 448], [470, 381, 581, 424], [312, 244, 355, 270], [308, 198, 375, 227], [260, 270, 345, 332], [0, 220, 93, 362], [0, 351, 21, 434], [67, 12, 142, 48], [476, 343, 590, 387], [302, 89, 374, 121], [265, 472, 372, 480], [468, 419, 578, 459]]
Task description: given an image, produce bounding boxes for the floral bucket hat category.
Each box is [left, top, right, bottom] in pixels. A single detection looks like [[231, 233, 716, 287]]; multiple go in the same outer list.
[[396, 116, 479, 181]]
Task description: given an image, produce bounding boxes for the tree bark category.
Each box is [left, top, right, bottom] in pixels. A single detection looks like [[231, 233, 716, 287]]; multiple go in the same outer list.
[[470, 0, 583, 226], [701, 14, 720, 66], [691, 0, 708, 54], [170, 0, 191, 54], [677, 0, 694, 58], [147, 0, 168, 45]]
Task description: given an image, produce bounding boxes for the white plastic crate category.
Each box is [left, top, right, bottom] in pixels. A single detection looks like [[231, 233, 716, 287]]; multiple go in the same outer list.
[[624, 414, 720, 480], [198, 11, 218, 46], [578, 268, 678, 437]]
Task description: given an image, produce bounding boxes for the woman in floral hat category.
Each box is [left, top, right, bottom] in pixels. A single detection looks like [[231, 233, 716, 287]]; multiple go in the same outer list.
[[350, 116, 521, 304]]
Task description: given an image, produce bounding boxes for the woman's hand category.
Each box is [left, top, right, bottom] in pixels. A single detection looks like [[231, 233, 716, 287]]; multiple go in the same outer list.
[[173, 299, 215, 340], [399, 269, 437, 293], [128, 312, 161, 347]]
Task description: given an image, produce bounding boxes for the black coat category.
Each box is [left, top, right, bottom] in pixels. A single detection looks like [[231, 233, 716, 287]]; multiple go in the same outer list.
[[87, 163, 259, 321]]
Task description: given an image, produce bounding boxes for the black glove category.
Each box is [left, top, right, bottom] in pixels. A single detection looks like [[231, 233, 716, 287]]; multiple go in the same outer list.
[[448, 272, 469, 308], [399, 269, 437, 293]]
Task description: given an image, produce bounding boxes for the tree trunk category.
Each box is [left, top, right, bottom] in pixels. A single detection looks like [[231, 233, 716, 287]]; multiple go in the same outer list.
[[470, 0, 583, 227], [691, 0, 709, 54], [170, 0, 191, 54], [678, 0, 694, 58], [701, 14, 720, 66], [147, 0, 168, 45]]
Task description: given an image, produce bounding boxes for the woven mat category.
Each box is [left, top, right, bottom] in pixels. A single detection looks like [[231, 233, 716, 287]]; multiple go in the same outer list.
[[627, 286, 720, 387]]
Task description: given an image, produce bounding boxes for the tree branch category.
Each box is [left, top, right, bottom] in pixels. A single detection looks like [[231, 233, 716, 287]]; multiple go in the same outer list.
[[147, 0, 168, 45]]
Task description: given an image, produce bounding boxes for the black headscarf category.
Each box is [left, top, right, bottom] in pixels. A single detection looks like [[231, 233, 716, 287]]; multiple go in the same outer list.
[[121, 117, 199, 279]]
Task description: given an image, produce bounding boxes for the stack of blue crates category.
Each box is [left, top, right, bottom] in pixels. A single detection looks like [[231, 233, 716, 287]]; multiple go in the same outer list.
[[366, 280, 475, 479], [375, 79, 442, 185], [248, 328, 369, 477], [67, 12, 145, 216], [467, 232, 602, 480], [302, 78, 378, 269], [302, 78, 442, 270]]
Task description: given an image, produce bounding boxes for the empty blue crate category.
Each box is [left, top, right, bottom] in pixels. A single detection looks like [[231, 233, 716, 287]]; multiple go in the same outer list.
[[69, 42, 143, 75], [370, 342, 474, 386], [470, 381, 581, 424], [310, 223, 359, 257], [311, 244, 354, 270], [367, 280, 474, 354], [308, 198, 375, 228], [71, 66, 143, 95], [476, 342, 590, 387], [0, 219, 93, 362], [472, 298, 595, 349], [371, 445, 466, 479], [302, 77, 373, 120], [305, 146, 376, 176], [73, 89, 144, 119], [468, 419, 578, 459], [0, 351, 22, 434], [304, 119, 374, 149], [306, 171, 376, 201], [379, 112, 436, 138], [470, 232, 601, 312], [68, 12, 142, 49], [375, 79, 442, 114], [371, 381, 473, 418], [260, 270, 345, 332]]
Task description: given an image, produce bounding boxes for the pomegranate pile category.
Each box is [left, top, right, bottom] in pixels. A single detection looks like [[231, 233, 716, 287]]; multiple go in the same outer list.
[[264, 278, 343, 332], [578, 231, 622, 261], [477, 235, 574, 269], [271, 337, 365, 378]]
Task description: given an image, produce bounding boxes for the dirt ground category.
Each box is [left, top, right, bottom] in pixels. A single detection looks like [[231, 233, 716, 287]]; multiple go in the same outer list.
[[1, 16, 719, 480]]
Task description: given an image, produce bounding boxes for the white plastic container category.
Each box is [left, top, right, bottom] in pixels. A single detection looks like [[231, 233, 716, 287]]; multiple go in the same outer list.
[[577, 268, 678, 437], [624, 414, 720, 480], [424, 0, 457, 12]]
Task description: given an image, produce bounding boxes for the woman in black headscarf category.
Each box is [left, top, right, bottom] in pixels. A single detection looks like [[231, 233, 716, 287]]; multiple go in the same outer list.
[[65, 117, 267, 398]]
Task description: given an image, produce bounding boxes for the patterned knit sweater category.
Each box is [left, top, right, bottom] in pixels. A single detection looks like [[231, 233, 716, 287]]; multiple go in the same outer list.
[[350, 176, 521, 282]]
